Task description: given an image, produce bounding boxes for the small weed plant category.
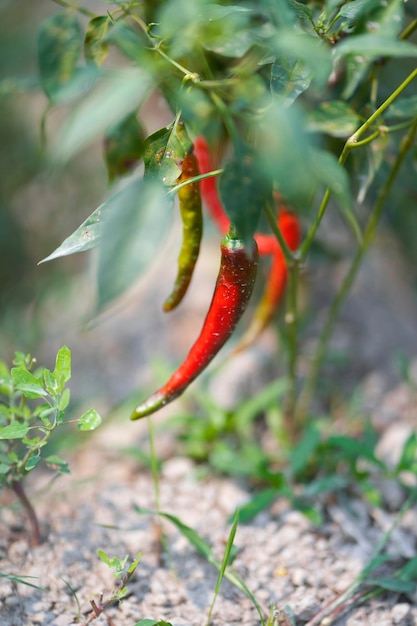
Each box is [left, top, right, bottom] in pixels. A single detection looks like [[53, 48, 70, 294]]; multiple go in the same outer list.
[[0, 345, 101, 546]]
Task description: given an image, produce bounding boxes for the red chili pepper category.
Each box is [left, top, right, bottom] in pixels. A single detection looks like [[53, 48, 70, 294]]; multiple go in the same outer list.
[[193, 135, 229, 235], [194, 135, 282, 256], [131, 228, 259, 419], [194, 135, 302, 352], [233, 209, 301, 353], [163, 151, 203, 312]]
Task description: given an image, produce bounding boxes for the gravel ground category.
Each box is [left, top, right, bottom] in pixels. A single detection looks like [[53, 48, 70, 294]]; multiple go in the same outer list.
[[1, 371, 417, 626]]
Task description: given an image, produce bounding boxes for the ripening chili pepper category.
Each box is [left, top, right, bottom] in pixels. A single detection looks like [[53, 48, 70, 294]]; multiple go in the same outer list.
[[131, 228, 259, 419], [194, 135, 282, 256], [193, 135, 230, 235], [233, 209, 301, 354], [163, 150, 203, 312]]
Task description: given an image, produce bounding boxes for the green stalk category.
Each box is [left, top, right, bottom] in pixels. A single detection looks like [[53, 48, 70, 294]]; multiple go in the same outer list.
[[300, 68, 417, 262], [51, 0, 96, 17], [264, 202, 300, 435], [295, 117, 417, 425]]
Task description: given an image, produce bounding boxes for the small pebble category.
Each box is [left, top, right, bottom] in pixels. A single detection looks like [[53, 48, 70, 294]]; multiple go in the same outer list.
[[391, 602, 411, 624]]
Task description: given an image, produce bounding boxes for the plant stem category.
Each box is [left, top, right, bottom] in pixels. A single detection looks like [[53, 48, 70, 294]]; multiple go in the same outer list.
[[284, 260, 300, 440], [295, 117, 417, 424], [264, 201, 300, 436], [264, 202, 294, 263], [51, 0, 96, 18], [400, 19, 417, 40], [300, 67, 417, 262], [11, 480, 41, 547]]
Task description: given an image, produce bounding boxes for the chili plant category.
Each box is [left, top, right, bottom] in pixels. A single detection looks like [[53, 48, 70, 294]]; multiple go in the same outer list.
[[0, 346, 102, 546], [31, 0, 417, 434]]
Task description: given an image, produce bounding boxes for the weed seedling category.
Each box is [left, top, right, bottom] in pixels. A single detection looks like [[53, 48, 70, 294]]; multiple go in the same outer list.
[[0, 346, 101, 546], [81, 551, 141, 625]]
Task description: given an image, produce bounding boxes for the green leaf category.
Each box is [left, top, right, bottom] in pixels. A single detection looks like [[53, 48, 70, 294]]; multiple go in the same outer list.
[[40, 193, 117, 263], [11, 368, 47, 399], [53, 345, 71, 393], [271, 56, 312, 106], [45, 455, 70, 474], [310, 149, 358, 241], [335, 35, 417, 61], [84, 16, 110, 66], [219, 142, 270, 242], [352, 132, 388, 204], [307, 101, 361, 138], [338, 0, 381, 22], [0, 424, 30, 439], [198, 5, 253, 58], [144, 119, 193, 186], [270, 31, 333, 88], [43, 368, 58, 395], [395, 433, 417, 473], [207, 510, 239, 624], [237, 488, 280, 523], [290, 422, 321, 475], [25, 455, 41, 471], [51, 68, 152, 164], [398, 556, 417, 581], [258, 103, 333, 211], [235, 379, 288, 433], [366, 577, 416, 594], [38, 12, 84, 103], [95, 178, 173, 313], [328, 436, 385, 469], [0, 573, 44, 590], [0, 361, 13, 396], [104, 112, 146, 183], [78, 409, 102, 431], [386, 95, 417, 120], [58, 388, 71, 412], [135, 506, 264, 623], [302, 475, 348, 497]]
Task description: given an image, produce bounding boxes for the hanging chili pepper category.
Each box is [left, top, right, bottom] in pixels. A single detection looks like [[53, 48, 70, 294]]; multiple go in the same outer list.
[[131, 227, 259, 419], [194, 135, 282, 256], [233, 209, 301, 353], [193, 135, 230, 235], [194, 135, 301, 351], [163, 150, 203, 312]]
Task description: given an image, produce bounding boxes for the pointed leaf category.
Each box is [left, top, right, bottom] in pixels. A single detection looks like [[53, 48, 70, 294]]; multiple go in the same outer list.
[[25, 456, 41, 471], [45, 455, 70, 474], [51, 68, 152, 163], [104, 112, 146, 183], [53, 345, 71, 392], [219, 142, 270, 242], [366, 577, 416, 594], [78, 409, 102, 431], [335, 35, 417, 61], [84, 16, 110, 66], [143, 119, 193, 186], [307, 101, 361, 138], [38, 12, 84, 103], [40, 196, 117, 263], [271, 56, 312, 106], [0, 424, 29, 439], [96, 178, 173, 313], [10, 368, 47, 399]]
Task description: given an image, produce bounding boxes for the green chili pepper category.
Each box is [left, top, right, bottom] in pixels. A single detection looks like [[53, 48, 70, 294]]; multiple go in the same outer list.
[[163, 151, 203, 312]]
